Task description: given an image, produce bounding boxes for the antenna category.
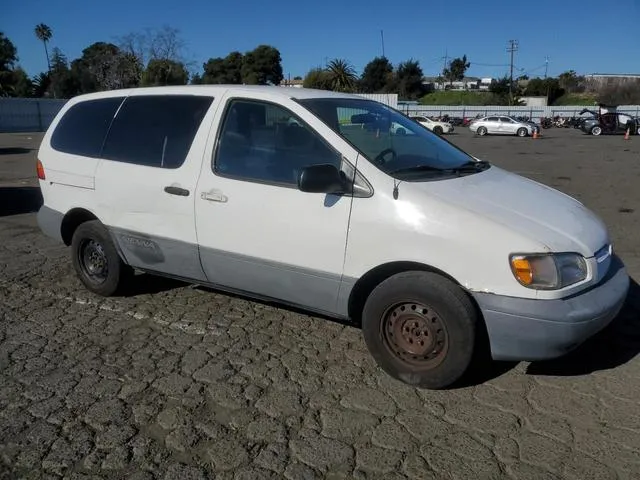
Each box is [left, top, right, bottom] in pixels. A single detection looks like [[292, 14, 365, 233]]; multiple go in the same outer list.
[[507, 40, 519, 104]]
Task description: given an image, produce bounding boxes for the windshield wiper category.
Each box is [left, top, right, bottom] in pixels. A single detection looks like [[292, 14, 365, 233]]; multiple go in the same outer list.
[[452, 160, 491, 172], [389, 160, 490, 176], [388, 165, 443, 175]]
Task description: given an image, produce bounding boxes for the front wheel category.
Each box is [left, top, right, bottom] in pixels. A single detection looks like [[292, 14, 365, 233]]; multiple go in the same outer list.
[[591, 126, 602, 136], [476, 126, 487, 136], [433, 126, 444, 135], [71, 220, 132, 296], [516, 127, 528, 137], [361, 271, 477, 389]]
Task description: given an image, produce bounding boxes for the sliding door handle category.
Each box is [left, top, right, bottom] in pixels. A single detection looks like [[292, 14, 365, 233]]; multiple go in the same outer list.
[[164, 186, 190, 196]]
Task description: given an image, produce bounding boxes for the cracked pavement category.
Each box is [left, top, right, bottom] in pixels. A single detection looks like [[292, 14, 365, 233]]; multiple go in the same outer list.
[[1, 131, 640, 479]]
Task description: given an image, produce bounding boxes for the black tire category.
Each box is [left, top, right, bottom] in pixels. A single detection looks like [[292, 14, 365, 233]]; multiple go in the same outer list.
[[590, 125, 602, 136], [516, 127, 528, 137], [476, 126, 487, 136], [71, 220, 132, 296], [361, 271, 477, 389], [433, 126, 444, 135]]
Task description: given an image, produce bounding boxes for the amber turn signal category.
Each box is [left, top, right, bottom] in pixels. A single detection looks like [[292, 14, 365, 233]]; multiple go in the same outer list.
[[510, 257, 533, 285]]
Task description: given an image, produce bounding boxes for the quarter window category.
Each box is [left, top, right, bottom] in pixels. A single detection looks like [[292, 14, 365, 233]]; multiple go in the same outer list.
[[102, 95, 213, 169], [214, 99, 342, 186], [50, 97, 124, 157]]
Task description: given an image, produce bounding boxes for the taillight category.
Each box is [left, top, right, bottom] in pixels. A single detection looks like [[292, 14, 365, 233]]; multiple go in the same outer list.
[[36, 159, 46, 180]]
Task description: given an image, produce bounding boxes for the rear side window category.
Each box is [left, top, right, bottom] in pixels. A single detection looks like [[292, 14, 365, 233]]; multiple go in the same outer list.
[[102, 95, 213, 169], [50, 97, 124, 157]]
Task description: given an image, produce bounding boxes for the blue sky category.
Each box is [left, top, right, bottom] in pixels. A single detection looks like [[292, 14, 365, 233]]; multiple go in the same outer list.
[[4, 0, 640, 80]]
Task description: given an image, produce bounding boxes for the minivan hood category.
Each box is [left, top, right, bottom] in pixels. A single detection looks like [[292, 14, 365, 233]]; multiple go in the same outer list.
[[419, 166, 608, 257]]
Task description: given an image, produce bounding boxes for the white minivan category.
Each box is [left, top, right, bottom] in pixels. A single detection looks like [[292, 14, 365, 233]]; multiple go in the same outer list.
[[36, 85, 629, 389]]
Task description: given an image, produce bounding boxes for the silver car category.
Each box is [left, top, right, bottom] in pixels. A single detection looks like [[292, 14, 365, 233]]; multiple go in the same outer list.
[[469, 115, 538, 137]]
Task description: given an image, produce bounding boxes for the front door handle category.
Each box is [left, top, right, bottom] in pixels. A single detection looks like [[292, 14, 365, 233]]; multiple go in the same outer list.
[[201, 191, 228, 203], [164, 186, 190, 196]]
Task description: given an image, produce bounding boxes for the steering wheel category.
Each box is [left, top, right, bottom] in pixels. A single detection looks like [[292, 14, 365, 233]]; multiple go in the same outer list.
[[374, 147, 397, 165]]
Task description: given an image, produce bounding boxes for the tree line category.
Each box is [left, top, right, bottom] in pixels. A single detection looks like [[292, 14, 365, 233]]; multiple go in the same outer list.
[[0, 26, 285, 98], [1, 26, 639, 105]]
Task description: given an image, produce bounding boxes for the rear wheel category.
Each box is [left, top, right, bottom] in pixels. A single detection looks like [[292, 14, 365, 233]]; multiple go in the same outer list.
[[516, 127, 528, 137], [71, 220, 132, 296], [361, 271, 477, 389], [591, 126, 602, 136], [477, 126, 487, 136]]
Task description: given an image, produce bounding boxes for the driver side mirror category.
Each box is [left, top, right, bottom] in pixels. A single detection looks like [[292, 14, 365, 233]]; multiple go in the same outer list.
[[297, 164, 349, 194]]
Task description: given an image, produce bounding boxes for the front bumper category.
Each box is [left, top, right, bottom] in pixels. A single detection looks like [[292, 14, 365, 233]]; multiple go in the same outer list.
[[472, 255, 629, 361]]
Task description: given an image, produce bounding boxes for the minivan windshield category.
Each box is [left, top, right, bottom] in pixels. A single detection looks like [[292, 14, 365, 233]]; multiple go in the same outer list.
[[298, 98, 488, 180]]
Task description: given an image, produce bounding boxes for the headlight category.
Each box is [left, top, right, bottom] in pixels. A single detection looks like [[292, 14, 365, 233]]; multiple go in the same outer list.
[[509, 253, 587, 289]]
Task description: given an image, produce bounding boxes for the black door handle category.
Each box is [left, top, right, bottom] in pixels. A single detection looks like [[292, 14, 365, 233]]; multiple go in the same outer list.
[[164, 186, 190, 196]]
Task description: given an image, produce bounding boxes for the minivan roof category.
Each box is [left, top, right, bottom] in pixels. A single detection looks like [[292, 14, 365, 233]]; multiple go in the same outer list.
[[65, 84, 371, 103]]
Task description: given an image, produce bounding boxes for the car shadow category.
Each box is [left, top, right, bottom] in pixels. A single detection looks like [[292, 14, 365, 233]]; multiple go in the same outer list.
[[0, 186, 43, 217], [0, 147, 33, 155], [449, 275, 640, 388], [119, 272, 190, 297], [193, 284, 356, 328], [526, 276, 640, 377]]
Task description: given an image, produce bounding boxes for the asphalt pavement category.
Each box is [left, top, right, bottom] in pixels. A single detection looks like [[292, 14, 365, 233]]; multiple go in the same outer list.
[[1, 128, 639, 479]]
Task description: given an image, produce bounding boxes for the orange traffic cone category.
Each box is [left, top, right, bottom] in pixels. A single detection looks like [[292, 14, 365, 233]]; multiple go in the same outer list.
[[533, 130, 538, 139], [624, 128, 630, 140]]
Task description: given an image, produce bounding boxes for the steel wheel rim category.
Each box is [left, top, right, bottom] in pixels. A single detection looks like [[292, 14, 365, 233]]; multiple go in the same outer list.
[[518, 129, 526, 136], [380, 301, 449, 370], [78, 239, 108, 283], [592, 126, 601, 135]]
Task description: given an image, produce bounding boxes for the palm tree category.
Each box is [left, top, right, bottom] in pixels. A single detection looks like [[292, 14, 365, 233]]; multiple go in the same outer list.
[[326, 58, 358, 92], [35, 24, 53, 73]]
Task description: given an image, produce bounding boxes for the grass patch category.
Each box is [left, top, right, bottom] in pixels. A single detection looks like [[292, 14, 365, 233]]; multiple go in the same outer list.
[[419, 91, 504, 106], [552, 93, 597, 106]]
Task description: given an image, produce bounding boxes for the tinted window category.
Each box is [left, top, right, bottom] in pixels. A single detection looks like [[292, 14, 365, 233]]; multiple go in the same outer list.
[[500, 117, 515, 123], [214, 99, 342, 186], [50, 97, 124, 157], [487, 117, 499, 122], [102, 95, 213, 169]]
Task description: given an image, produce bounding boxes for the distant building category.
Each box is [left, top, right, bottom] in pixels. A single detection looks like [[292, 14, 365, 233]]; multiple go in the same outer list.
[[585, 73, 640, 88], [280, 79, 304, 88], [519, 96, 548, 107], [422, 76, 493, 91]]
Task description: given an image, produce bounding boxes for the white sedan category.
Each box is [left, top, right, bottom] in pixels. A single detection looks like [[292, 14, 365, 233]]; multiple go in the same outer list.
[[468, 115, 539, 137], [409, 115, 454, 135]]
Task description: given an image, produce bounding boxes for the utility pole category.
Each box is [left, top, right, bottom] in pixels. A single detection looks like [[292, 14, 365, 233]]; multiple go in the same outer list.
[[380, 30, 385, 58], [442, 48, 448, 88], [544, 56, 549, 78], [507, 39, 519, 105]]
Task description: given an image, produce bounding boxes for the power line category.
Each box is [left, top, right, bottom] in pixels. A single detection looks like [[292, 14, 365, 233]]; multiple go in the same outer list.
[[470, 62, 510, 67]]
